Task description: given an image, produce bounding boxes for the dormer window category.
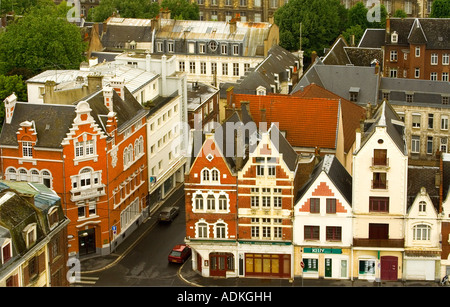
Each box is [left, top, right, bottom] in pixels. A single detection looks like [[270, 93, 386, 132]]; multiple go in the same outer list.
[[391, 31, 398, 43], [22, 141, 33, 158], [48, 207, 60, 230], [23, 223, 37, 248], [2, 240, 12, 264]]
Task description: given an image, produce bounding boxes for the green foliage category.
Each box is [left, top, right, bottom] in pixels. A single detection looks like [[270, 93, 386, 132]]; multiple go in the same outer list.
[[393, 9, 407, 18], [0, 75, 27, 129], [0, 0, 39, 15], [430, 0, 450, 17], [161, 0, 199, 20], [274, 0, 346, 56], [0, 0, 87, 77], [341, 24, 365, 46]]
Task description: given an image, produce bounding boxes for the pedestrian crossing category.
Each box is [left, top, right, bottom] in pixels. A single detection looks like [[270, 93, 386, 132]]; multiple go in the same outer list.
[[71, 276, 99, 286]]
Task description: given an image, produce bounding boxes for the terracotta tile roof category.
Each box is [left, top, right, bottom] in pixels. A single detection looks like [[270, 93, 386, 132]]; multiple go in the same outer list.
[[293, 83, 366, 152], [230, 92, 340, 150]]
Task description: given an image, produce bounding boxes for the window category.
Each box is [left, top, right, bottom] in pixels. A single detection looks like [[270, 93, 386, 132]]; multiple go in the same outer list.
[[373, 149, 387, 166], [2, 241, 11, 264], [442, 115, 449, 130], [415, 68, 420, 78], [326, 226, 342, 241], [189, 61, 196, 74], [326, 198, 336, 213], [419, 201, 426, 213], [415, 46, 420, 57], [179, 61, 185, 72], [195, 195, 204, 210], [372, 172, 387, 189], [412, 114, 421, 128], [310, 198, 320, 213], [443, 73, 449, 82], [202, 169, 209, 181], [218, 195, 227, 211], [199, 43, 206, 54], [413, 224, 431, 241], [273, 196, 282, 208], [24, 224, 37, 248], [168, 42, 174, 53], [215, 223, 227, 238], [390, 50, 397, 62], [221, 44, 228, 55], [256, 165, 264, 176], [197, 222, 208, 238], [233, 45, 239, 55], [369, 197, 389, 212], [251, 196, 259, 207], [443, 96, 450, 105], [430, 72, 438, 81], [211, 169, 219, 181], [233, 63, 239, 76], [207, 195, 215, 210], [427, 136, 433, 154], [443, 54, 449, 65], [304, 225, 319, 240], [440, 138, 447, 153], [75, 138, 95, 158], [431, 53, 438, 65], [211, 63, 217, 75], [157, 41, 163, 52], [303, 258, 318, 272], [390, 68, 397, 78], [22, 141, 33, 157], [359, 260, 375, 275], [406, 94, 413, 103], [411, 135, 420, 153], [391, 32, 398, 43], [254, 0, 261, 6], [428, 114, 434, 129], [222, 63, 228, 76]]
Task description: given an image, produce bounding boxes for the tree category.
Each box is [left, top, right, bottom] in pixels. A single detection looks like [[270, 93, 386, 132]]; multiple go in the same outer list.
[[393, 9, 407, 18], [0, 0, 87, 77], [88, 0, 160, 22], [0, 0, 38, 15], [274, 0, 346, 57], [430, 0, 450, 17], [342, 24, 365, 46], [160, 0, 199, 20]]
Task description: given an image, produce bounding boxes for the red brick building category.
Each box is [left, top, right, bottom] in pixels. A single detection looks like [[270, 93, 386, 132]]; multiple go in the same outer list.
[[0, 81, 148, 257], [384, 18, 450, 81]]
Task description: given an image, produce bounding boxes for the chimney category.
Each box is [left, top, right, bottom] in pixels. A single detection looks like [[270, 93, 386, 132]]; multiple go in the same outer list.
[[241, 101, 250, 116], [110, 77, 125, 100], [161, 54, 167, 96], [229, 18, 237, 34], [87, 74, 103, 92], [146, 52, 151, 72], [161, 8, 171, 19], [350, 35, 355, 47], [44, 80, 56, 102], [103, 86, 114, 112], [355, 128, 361, 151], [226, 86, 234, 107], [386, 18, 390, 35], [151, 15, 161, 31], [4, 93, 17, 124], [311, 51, 318, 64]]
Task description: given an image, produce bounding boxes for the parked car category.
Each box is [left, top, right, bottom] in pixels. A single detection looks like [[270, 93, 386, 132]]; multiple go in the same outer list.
[[158, 206, 179, 222], [168, 244, 191, 263]]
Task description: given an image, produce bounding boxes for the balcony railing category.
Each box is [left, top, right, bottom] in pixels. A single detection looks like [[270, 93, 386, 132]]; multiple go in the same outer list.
[[353, 238, 404, 248], [372, 157, 389, 167]]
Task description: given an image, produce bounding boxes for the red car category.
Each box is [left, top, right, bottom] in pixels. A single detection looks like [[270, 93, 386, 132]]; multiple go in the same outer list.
[[168, 244, 191, 263]]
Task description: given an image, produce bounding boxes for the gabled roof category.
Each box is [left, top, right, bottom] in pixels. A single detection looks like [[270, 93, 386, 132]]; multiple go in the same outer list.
[[267, 123, 298, 172], [386, 18, 450, 49], [0, 103, 76, 149], [292, 83, 365, 153], [407, 165, 440, 212], [230, 93, 340, 150], [296, 154, 352, 205], [358, 28, 385, 48], [359, 100, 406, 155], [292, 62, 379, 106], [220, 44, 299, 98]]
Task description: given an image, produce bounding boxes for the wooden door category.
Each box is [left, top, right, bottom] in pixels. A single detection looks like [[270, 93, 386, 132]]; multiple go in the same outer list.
[[380, 256, 398, 281]]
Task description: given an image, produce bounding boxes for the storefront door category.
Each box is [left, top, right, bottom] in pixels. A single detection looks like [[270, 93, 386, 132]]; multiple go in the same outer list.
[[78, 228, 96, 256], [380, 256, 398, 281]]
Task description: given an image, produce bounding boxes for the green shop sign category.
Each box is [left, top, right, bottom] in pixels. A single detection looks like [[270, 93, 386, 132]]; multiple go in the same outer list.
[[303, 247, 342, 254]]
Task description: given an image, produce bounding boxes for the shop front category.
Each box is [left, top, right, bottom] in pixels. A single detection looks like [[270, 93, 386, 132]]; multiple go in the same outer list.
[[300, 247, 351, 280]]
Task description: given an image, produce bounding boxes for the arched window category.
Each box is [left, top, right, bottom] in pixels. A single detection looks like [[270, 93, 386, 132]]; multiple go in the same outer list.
[[30, 169, 40, 183], [6, 168, 16, 181], [80, 168, 93, 188], [211, 169, 219, 181], [42, 170, 52, 188], [18, 168, 28, 181], [215, 222, 227, 238], [413, 224, 431, 241], [202, 169, 210, 181], [195, 194, 204, 210], [218, 194, 227, 211], [197, 222, 208, 238], [207, 194, 215, 210]]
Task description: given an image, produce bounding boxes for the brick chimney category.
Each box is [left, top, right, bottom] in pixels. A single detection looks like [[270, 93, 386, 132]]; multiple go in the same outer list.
[[103, 86, 114, 112], [110, 77, 125, 100]]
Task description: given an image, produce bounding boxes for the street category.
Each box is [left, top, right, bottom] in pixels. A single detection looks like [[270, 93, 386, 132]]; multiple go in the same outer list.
[[77, 185, 189, 286]]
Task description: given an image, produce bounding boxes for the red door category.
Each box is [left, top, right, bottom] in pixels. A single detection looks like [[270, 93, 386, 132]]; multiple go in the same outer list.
[[210, 253, 233, 277], [380, 256, 398, 281]]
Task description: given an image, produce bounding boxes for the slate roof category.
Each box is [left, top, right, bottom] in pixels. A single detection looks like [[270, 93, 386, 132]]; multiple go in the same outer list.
[[296, 154, 352, 205], [379, 77, 450, 108], [407, 165, 440, 212], [0, 103, 76, 149], [220, 45, 300, 98], [386, 18, 450, 49], [358, 28, 385, 48], [268, 123, 299, 172], [358, 100, 407, 155], [101, 18, 153, 49], [292, 61, 379, 106]]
